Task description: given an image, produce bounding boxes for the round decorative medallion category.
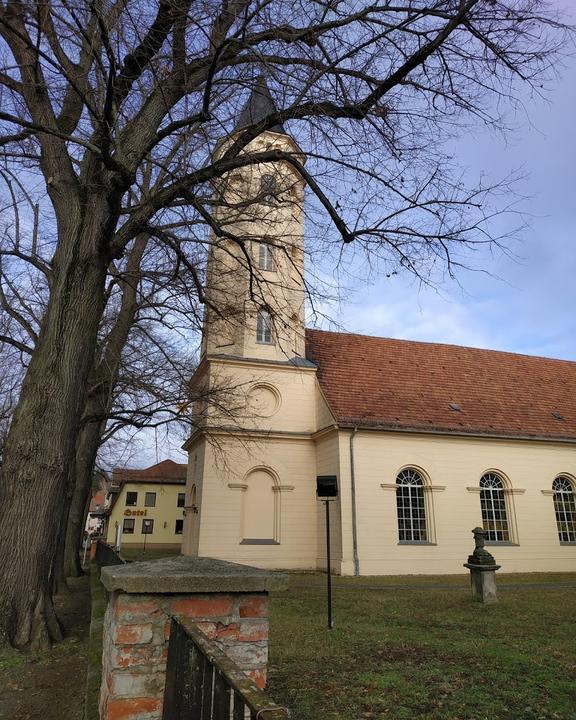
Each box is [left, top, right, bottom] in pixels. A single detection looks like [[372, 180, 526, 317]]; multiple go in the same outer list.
[[247, 383, 281, 418]]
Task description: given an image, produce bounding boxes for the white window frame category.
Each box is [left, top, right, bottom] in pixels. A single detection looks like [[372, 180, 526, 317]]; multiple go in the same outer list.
[[256, 309, 273, 344], [479, 472, 511, 543], [396, 468, 429, 543], [552, 475, 576, 544], [258, 243, 274, 271]]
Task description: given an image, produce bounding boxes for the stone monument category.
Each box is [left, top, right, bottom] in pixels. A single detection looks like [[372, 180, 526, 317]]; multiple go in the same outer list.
[[463, 527, 501, 604]]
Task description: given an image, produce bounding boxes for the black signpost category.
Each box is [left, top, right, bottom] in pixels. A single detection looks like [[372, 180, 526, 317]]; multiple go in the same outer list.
[[142, 518, 153, 554], [316, 475, 338, 630]]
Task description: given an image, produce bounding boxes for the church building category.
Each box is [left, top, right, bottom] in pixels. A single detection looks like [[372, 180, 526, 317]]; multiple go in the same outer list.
[[181, 80, 576, 576]]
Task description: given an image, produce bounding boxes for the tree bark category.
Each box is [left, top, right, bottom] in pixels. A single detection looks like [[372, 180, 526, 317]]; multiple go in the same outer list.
[[0, 206, 110, 650], [63, 234, 148, 580], [63, 420, 104, 578]]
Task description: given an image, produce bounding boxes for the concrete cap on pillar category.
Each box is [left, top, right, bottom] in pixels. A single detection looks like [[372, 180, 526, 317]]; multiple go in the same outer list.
[[100, 555, 288, 594]]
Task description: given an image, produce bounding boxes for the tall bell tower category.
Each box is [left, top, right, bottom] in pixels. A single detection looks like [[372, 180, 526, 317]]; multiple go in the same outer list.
[[201, 76, 306, 362]]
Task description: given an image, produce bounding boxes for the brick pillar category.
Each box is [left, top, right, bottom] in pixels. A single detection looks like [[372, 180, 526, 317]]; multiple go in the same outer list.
[[98, 556, 286, 720]]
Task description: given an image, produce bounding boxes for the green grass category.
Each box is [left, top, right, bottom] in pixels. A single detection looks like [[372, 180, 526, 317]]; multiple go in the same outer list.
[[267, 573, 576, 720]]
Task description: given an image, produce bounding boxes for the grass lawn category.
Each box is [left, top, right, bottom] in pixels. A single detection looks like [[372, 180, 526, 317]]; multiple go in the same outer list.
[[267, 573, 576, 720]]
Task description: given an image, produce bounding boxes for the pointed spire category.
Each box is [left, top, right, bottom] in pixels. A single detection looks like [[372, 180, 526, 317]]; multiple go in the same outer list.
[[236, 75, 286, 134]]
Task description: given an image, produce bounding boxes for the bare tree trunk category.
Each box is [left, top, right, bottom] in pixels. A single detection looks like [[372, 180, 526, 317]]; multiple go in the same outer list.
[[63, 234, 148, 580], [0, 214, 109, 650], [63, 420, 104, 578]]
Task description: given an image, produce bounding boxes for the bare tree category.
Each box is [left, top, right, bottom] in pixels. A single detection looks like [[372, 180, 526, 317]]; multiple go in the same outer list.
[[0, 0, 570, 649]]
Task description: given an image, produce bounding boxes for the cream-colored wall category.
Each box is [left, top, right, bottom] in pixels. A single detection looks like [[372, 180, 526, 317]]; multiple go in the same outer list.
[[338, 430, 576, 575], [315, 430, 343, 572], [194, 437, 318, 569], [182, 439, 205, 556], [203, 359, 318, 435], [106, 482, 185, 549]]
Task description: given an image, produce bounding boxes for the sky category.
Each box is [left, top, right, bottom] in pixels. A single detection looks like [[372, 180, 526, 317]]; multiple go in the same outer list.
[[328, 9, 576, 362], [131, 2, 576, 468]]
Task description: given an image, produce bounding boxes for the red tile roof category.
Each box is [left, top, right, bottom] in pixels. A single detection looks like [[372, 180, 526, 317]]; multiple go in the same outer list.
[[305, 329, 576, 441], [112, 459, 187, 485], [89, 490, 106, 512]]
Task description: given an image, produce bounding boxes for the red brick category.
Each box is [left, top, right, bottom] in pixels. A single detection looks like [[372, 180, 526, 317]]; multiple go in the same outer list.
[[111, 645, 162, 669], [115, 624, 153, 645], [171, 595, 233, 618], [116, 598, 160, 623], [107, 697, 161, 720], [238, 596, 267, 618], [237, 621, 268, 642], [246, 668, 267, 690]]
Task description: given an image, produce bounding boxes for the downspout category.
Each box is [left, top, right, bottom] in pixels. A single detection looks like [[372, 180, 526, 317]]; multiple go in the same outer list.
[[349, 426, 360, 576]]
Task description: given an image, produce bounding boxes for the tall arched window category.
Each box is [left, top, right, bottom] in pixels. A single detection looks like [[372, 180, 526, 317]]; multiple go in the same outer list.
[[396, 468, 427, 542], [552, 476, 576, 544], [480, 473, 509, 542]]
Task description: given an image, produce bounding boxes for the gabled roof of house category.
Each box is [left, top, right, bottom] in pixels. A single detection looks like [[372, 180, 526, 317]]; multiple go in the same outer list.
[[111, 459, 187, 487], [305, 329, 576, 442]]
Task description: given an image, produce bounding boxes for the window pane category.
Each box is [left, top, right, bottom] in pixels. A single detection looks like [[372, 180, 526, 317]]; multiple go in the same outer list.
[[479, 473, 510, 542], [126, 491, 137, 506], [258, 243, 274, 271], [260, 173, 278, 204], [123, 518, 135, 534], [177, 493, 185, 508], [144, 492, 156, 507], [396, 469, 427, 542], [553, 476, 576, 543], [256, 310, 273, 344], [175, 519, 184, 534]]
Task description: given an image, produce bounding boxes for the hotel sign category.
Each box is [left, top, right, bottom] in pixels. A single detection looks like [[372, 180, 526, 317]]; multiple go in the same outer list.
[[124, 509, 147, 517]]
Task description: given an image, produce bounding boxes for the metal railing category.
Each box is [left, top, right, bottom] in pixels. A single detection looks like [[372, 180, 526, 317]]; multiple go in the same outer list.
[[163, 617, 290, 720]]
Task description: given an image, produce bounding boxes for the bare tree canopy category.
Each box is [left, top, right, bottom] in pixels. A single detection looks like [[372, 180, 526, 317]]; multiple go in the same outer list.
[[0, 0, 571, 650]]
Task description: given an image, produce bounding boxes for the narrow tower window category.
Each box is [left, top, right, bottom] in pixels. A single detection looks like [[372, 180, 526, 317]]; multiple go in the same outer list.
[[479, 473, 510, 542], [396, 468, 427, 542], [260, 173, 278, 204], [256, 309, 273, 344], [552, 476, 576, 543], [258, 243, 274, 271]]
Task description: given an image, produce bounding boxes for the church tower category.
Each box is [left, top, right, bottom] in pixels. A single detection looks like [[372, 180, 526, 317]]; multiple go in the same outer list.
[[201, 76, 306, 362], [182, 79, 323, 567]]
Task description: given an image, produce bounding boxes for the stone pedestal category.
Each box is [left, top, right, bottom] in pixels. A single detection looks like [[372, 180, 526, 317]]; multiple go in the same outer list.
[[98, 556, 287, 720], [463, 562, 501, 604], [463, 527, 501, 604]]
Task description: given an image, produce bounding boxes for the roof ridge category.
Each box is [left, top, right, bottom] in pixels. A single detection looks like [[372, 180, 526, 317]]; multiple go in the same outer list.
[[304, 327, 576, 366]]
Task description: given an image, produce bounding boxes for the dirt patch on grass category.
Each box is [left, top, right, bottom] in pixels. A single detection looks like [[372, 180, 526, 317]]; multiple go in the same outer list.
[[0, 575, 90, 720]]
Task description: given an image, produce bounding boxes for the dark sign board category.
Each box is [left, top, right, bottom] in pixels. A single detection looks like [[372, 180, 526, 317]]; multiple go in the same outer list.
[[142, 519, 154, 535], [316, 475, 338, 498]]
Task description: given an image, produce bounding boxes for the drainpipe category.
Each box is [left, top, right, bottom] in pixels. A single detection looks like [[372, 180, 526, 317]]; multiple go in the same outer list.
[[349, 427, 360, 576]]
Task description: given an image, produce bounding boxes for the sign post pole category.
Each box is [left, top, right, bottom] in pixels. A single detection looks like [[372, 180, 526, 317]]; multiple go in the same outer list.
[[325, 498, 333, 629], [316, 475, 338, 631]]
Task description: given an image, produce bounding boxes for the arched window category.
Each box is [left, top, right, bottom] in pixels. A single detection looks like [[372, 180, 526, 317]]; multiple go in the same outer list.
[[256, 309, 273, 344], [480, 473, 509, 542], [552, 476, 576, 544], [396, 468, 427, 542]]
